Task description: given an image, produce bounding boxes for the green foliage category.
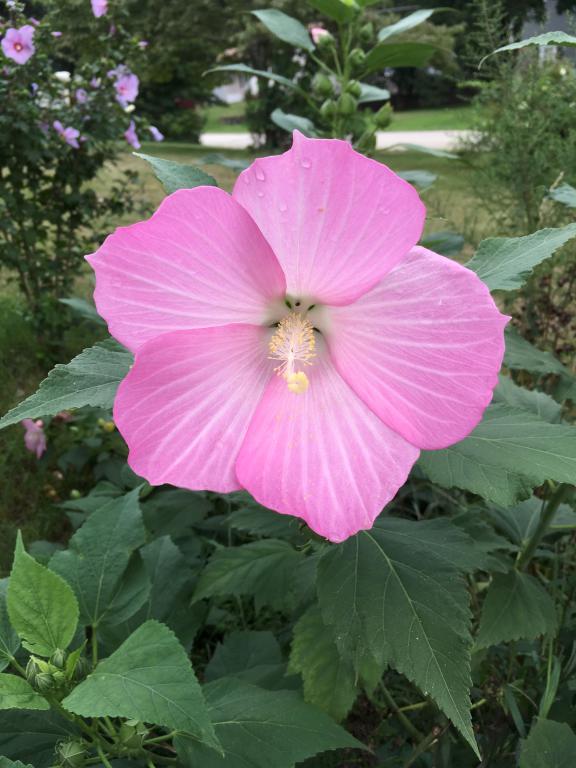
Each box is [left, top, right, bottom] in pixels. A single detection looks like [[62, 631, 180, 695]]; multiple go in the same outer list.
[[134, 153, 218, 194], [317, 517, 486, 755], [252, 9, 315, 52], [0, 340, 132, 430], [63, 620, 221, 750], [520, 718, 576, 768], [484, 30, 576, 65], [0, 583, 19, 673], [174, 677, 364, 767], [7, 533, 78, 657], [0, 675, 49, 712], [476, 571, 558, 648]]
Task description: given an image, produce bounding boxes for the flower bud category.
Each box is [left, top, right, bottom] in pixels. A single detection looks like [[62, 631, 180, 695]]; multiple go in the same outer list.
[[26, 657, 41, 686], [374, 103, 392, 128], [320, 98, 337, 120], [316, 30, 334, 50], [35, 672, 55, 692], [119, 720, 148, 752], [349, 48, 366, 70], [359, 22, 374, 43], [337, 92, 357, 116], [346, 79, 362, 98], [57, 740, 87, 768], [356, 129, 377, 154], [51, 649, 66, 669], [312, 73, 333, 98]]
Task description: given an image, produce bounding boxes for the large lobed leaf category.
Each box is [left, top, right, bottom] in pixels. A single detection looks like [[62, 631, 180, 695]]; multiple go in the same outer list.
[[466, 223, 576, 292], [519, 718, 576, 768], [7, 533, 79, 657], [0, 582, 19, 673], [378, 9, 440, 42], [0, 675, 49, 712], [317, 517, 486, 756], [0, 710, 78, 768], [174, 677, 364, 768], [0, 339, 132, 429], [364, 41, 437, 72], [134, 153, 218, 195], [482, 31, 576, 67], [63, 620, 220, 751]]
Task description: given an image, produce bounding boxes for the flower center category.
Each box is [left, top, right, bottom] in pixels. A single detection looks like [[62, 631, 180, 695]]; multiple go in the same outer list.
[[14, 43, 23, 52], [269, 311, 316, 394]]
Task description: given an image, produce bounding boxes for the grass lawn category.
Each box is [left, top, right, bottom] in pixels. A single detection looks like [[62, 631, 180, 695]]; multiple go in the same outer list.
[[202, 103, 476, 133]]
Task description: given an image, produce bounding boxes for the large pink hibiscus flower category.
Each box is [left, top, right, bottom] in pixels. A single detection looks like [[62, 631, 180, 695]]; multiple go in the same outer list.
[[88, 132, 508, 542]]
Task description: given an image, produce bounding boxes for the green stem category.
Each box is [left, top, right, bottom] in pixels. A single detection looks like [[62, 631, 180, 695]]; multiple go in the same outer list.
[[402, 727, 443, 768], [145, 731, 178, 746], [516, 484, 569, 570], [97, 743, 113, 768], [9, 657, 27, 677], [91, 625, 99, 667], [379, 684, 424, 742]]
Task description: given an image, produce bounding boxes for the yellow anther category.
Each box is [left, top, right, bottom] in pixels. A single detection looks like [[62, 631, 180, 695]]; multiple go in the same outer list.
[[286, 371, 310, 394]]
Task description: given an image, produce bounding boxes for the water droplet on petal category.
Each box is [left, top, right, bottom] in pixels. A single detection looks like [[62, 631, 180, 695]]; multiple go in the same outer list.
[[301, 158, 312, 169], [278, 202, 288, 212], [255, 167, 266, 181], [257, 190, 265, 198], [242, 175, 250, 185]]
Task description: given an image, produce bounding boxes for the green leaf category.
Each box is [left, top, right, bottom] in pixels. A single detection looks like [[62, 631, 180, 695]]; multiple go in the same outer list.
[[420, 403, 576, 505], [289, 606, 357, 721], [174, 678, 364, 768], [7, 533, 79, 657], [50, 489, 146, 627], [482, 31, 576, 66], [398, 169, 437, 191], [207, 64, 298, 91], [493, 376, 562, 423], [519, 718, 576, 768], [476, 571, 557, 649], [504, 327, 568, 377], [358, 82, 390, 103], [0, 340, 132, 430], [394, 142, 458, 159], [63, 620, 220, 751], [317, 517, 485, 756], [0, 710, 78, 768], [271, 108, 318, 137], [378, 9, 439, 41], [307, 0, 356, 23], [252, 9, 314, 52], [364, 42, 437, 73], [0, 675, 49, 711], [59, 297, 105, 326], [549, 182, 576, 209], [488, 496, 576, 546], [227, 497, 300, 538], [0, 759, 35, 768], [205, 631, 291, 690], [0, 582, 19, 672], [134, 152, 217, 195], [420, 231, 464, 256], [194, 539, 302, 612], [466, 224, 576, 292]]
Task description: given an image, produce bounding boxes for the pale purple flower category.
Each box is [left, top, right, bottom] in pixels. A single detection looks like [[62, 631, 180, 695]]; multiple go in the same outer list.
[[22, 419, 47, 459], [31, 82, 38, 93], [114, 71, 139, 106], [149, 125, 164, 142], [1, 26, 35, 65], [90, 77, 101, 89], [91, 0, 108, 18], [124, 120, 140, 149], [138, 40, 148, 49], [51, 31, 63, 38], [76, 87, 88, 104], [53, 120, 81, 149]]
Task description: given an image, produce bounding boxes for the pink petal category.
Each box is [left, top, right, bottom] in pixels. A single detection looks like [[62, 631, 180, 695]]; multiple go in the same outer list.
[[113, 325, 272, 492], [235, 346, 419, 542], [87, 188, 286, 352], [233, 131, 425, 306], [327, 246, 509, 450]]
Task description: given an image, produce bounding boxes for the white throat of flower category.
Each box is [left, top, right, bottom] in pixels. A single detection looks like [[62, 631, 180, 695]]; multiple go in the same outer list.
[[269, 311, 316, 394]]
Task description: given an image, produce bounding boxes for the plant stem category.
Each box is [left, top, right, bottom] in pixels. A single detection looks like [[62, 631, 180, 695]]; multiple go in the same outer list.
[[516, 484, 569, 571], [402, 725, 447, 768], [97, 744, 113, 768], [379, 684, 425, 742], [145, 731, 178, 746], [9, 657, 27, 677]]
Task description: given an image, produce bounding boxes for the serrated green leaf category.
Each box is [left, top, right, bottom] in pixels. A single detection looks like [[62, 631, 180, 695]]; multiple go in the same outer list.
[[0, 582, 19, 672], [63, 620, 220, 751], [487, 497, 576, 546], [0, 674, 49, 711], [99, 554, 151, 630], [174, 678, 364, 768], [549, 182, 576, 208], [420, 230, 464, 256], [358, 82, 390, 103], [271, 108, 318, 137], [493, 376, 561, 423], [466, 224, 576, 292], [59, 297, 105, 325], [0, 340, 132, 430], [317, 517, 485, 756], [420, 404, 576, 506], [378, 9, 439, 41], [0, 759, 35, 768], [205, 631, 292, 691], [227, 496, 299, 538], [7, 533, 79, 657], [194, 540, 302, 612], [134, 153, 217, 195], [0, 710, 78, 768], [519, 718, 576, 768], [482, 31, 576, 66], [398, 169, 437, 190], [289, 606, 357, 721], [364, 42, 437, 72], [207, 64, 298, 90], [307, 0, 356, 23], [252, 9, 314, 52], [50, 489, 146, 628], [476, 571, 557, 649]]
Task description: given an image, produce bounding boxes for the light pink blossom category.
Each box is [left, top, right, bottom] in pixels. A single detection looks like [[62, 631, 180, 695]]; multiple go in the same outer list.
[[114, 71, 139, 106], [87, 132, 508, 542], [1, 26, 35, 65], [149, 125, 164, 142], [53, 120, 81, 148], [124, 120, 140, 149], [91, 0, 108, 18], [310, 26, 330, 45], [22, 419, 47, 459]]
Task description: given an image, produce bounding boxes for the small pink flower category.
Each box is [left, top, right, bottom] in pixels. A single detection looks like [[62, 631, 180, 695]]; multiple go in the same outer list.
[[114, 71, 139, 106], [91, 0, 108, 18], [310, 26, 330, 45], [75, 87, 88, 104], [138, 40, 149, 49], [149, 125, 164, 142], [22, 419, 47, 459], [51, 31, 63, 38], [124, 120, 140, 149], [1, 26, 35, 65], [53, 120, 81, 149], [88, 132, 508, 542]]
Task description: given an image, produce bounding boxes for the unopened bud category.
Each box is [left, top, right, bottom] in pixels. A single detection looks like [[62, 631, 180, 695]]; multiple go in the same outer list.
[[312, 73, 333, 98], [337, 92, 357, 116], [320, 98, 337, 119], [374, 103, 392, 128], [346, 79, 362, 98], [349, 48, 366, 69], [57, 740, 87, 768], [51, 649, 66, 669]]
